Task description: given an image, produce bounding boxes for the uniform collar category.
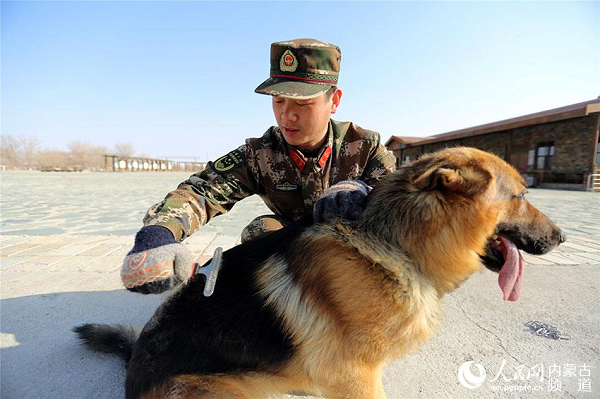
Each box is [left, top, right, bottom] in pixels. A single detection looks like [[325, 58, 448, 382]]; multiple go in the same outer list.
[[288, 121, 333, 171]]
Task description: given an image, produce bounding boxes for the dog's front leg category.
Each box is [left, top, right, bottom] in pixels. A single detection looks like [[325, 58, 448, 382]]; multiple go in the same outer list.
[[161, 375, 249, 399], [318, 366, 387, 399]]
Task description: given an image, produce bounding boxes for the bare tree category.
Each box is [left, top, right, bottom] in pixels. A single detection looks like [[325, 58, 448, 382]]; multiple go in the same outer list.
[[88, 144, 109, 170], [36, 149, 71, 169], [67, 140, 108, 170], [0, 135, 22, 168], [68, 140, 89, 167], [114, 142, 136, 158], [19, 136, 40, 169]]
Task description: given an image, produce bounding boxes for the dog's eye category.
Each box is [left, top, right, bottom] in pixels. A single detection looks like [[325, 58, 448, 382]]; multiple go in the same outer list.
[[513, 190, 528, 200]]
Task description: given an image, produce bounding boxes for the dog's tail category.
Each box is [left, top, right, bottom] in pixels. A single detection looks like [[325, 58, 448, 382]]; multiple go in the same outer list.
[[73, 323, 139, 363]]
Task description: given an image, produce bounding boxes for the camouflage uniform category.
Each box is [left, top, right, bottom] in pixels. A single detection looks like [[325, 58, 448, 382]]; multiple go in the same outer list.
[[143, 119, 396, 242], [143, 38, 396, 242], [240, 215, 289, 243]]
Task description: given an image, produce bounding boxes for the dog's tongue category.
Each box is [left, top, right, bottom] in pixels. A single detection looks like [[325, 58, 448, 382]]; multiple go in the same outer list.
[[497, 236, 525, 302]]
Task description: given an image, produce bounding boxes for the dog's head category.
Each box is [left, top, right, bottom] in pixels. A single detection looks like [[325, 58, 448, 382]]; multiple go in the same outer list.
[[405, 147, 565, 301]]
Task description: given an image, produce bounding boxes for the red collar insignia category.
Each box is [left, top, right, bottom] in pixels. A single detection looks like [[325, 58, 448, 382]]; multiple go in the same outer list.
[[290, 150, 306, 170], [318, 146, 332, 168]]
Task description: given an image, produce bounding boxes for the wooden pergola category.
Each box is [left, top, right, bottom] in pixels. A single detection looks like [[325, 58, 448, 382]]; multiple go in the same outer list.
[[103, 155, 206, 172]]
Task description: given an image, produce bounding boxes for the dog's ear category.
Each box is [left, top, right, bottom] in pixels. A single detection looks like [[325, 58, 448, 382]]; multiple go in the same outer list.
[[411, 163, 492, 195]]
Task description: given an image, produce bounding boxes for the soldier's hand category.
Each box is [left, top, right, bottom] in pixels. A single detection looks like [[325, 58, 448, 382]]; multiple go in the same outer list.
[[313, 180, 371, 223], [121, 225, 195, 294]]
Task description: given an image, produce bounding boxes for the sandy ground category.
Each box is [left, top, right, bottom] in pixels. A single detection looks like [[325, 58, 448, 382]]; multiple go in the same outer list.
[[1, 171, 599, 398]]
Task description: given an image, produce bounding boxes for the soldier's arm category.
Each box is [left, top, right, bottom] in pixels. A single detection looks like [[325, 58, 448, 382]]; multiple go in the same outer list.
[[143, 144, 259, 241], [360, 133, 397, 187]]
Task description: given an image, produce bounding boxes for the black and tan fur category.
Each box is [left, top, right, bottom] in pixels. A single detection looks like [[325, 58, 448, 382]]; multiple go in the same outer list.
[[75, 147, 565, 398]]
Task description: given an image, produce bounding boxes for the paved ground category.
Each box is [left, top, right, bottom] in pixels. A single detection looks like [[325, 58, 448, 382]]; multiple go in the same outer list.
[[1, 172, 599, 398]]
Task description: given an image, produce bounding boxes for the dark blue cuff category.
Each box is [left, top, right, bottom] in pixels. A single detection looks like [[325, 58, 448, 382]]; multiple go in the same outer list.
[[131, 225, 176, 253], [354, 180, 370, 191]]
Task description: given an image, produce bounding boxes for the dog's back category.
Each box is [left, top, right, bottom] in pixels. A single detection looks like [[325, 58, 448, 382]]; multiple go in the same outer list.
[[77, 216, 314, 398]]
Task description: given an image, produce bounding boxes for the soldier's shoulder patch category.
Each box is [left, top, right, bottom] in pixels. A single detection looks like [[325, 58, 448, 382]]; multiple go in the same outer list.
[[213, 149, 245, 173]]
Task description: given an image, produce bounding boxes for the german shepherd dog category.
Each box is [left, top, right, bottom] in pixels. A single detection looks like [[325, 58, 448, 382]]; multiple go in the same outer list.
[[75, 147, 565, 398]]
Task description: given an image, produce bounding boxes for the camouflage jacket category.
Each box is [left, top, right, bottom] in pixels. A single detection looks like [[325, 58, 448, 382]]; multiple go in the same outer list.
[[144, 119, 396, 241]]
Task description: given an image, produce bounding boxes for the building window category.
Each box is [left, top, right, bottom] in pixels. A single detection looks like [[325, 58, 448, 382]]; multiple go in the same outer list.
[[536, 142, 554, 170], [528, 149, 535, 167]]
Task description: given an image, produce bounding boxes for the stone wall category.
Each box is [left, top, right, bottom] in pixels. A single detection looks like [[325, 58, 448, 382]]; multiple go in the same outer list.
[[392, 114, 599, 186]]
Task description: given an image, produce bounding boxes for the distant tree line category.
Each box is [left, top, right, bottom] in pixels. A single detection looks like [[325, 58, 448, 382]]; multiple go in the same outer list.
[[0, 134, 138, 170]]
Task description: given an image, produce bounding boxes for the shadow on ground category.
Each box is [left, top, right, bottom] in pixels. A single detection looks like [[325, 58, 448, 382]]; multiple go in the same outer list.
[[1, 290, 165, 399]]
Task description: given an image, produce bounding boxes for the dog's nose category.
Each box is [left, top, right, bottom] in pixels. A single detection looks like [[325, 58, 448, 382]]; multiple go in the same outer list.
[[559, 230, 567, 244]]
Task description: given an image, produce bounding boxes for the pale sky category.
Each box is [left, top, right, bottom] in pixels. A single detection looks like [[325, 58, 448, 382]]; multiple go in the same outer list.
[[2, 1, 598, 161]]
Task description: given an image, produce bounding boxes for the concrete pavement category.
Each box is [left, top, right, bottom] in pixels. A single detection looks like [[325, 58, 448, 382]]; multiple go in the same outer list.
[[1, 189, 599, 398]]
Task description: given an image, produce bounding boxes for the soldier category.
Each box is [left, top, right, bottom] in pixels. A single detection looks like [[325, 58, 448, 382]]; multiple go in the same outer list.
[[121, 38, 396, 294]]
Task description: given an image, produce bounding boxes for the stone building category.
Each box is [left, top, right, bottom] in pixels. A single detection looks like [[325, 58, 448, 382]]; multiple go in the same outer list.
[[385, 98, 600, 190]]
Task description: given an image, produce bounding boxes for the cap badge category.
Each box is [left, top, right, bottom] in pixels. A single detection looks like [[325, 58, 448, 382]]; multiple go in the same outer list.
[[280, 49, 298, 72]]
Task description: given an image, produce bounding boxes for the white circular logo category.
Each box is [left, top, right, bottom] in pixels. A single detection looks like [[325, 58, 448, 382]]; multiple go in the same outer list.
[[458, 361, 487, 389]]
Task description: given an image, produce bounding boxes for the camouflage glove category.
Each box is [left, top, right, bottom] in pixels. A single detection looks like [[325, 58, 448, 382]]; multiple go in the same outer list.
[[313, 180, 371, 223], [121, 225, 195, 294]]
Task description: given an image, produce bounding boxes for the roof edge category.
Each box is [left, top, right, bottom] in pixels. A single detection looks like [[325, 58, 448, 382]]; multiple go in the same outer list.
[[386, 97, 600, 149]]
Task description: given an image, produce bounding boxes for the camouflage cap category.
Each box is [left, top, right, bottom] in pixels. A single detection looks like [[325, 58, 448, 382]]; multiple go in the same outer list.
[[255, 38, 341, 99]]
